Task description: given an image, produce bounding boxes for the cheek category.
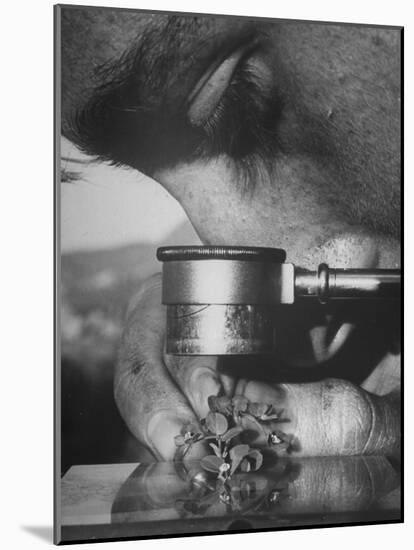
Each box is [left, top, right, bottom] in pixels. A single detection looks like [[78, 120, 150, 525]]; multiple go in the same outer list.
[[155, 158, 400, 271], [156, 157, 321, 250], [156, 160, 265, 243]]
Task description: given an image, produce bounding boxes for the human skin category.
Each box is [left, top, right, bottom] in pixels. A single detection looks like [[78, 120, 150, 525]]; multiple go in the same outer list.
[[60, 8, 401, 460]]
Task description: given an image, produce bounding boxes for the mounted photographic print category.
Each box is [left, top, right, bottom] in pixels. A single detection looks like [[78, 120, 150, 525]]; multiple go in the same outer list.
[[54, 3, 402, 544]]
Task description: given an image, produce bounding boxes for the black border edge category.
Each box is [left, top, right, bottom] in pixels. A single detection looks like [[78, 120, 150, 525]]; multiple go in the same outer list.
[[400, 24, 404, 525], [54, 3, 62, 546], [55, 3, 403, 30]]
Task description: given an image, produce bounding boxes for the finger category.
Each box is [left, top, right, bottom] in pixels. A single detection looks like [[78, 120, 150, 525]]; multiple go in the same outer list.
[[219, 371, 236, 396], [234, 379, 292, 449], [164, 354, 223, 419], [115, 274, 206, 461], [235, 378, 400, 456]]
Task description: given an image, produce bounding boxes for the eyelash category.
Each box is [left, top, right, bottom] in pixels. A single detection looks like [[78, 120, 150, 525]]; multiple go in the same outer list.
[[195, 54, 283, 161], [199, 55, 252, 137]]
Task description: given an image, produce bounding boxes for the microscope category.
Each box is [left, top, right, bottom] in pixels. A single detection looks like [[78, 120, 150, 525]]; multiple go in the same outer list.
[[157, 245, 401, 355]]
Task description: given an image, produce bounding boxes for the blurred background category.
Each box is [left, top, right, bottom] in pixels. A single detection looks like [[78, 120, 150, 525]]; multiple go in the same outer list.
[[60, 137, 200, 473]]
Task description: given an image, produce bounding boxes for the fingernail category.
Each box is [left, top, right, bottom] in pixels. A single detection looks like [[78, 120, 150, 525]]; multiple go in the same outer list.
[[189, 367, 221, 417], [147, 411, 208, 462], [236, 380, 286, 403], [147, 412, 188, 460]]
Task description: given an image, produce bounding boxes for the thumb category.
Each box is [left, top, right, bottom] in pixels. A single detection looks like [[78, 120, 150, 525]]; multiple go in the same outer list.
[[236, 378, 400, 456]]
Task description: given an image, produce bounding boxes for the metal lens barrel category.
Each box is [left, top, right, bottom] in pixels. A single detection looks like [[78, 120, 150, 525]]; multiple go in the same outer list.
[[157, 246, 289, 355]]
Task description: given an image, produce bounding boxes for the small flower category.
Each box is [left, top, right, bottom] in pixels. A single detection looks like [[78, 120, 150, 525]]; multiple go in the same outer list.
[[219, 491, 231, 504], [268, 432, 282, 445], [269, 490, 281, 504], [184, 430, 195, 442], [219, 462, 231, 475], [174, 423, 203, 447], [267, 430, 294, 452], [217, 461, 231, 482]]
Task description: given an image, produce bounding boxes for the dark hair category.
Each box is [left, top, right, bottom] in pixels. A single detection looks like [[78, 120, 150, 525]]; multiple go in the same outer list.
[[65, 18, 285, 189]]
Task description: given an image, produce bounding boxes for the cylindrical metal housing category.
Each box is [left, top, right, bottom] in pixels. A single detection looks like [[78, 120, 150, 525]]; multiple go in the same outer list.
[[158, 246, 289, 355], [161, 260, 294, 305], [166, 304, 276, 354]]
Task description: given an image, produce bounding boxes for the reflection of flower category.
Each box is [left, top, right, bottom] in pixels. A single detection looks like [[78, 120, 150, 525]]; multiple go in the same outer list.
[[175, 466, 297, 518]]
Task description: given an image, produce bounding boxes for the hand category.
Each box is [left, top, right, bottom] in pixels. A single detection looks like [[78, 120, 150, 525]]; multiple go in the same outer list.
[[114, 274, 400, 461]]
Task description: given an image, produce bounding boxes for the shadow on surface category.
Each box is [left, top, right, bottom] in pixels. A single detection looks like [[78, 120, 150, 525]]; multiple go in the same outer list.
[[21, 525, 53, 543]]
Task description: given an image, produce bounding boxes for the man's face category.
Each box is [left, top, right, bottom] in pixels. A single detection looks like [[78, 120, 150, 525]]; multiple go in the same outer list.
[[62, 11, 401, 368], [154, 22, 400, 267]]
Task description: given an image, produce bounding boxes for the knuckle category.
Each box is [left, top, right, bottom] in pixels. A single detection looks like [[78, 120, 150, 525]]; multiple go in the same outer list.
[[236, 379, 287, 403], [321, 378, 372, 454]]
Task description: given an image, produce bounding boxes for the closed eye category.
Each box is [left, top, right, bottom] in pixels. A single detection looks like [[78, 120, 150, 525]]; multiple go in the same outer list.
[[68, 23, 285, 181], [187, 41, 260, 126], [186, 41, 285, 163]]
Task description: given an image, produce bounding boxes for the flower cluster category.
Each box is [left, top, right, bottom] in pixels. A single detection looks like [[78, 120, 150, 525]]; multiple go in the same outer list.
[[174, 394, 295, 479]]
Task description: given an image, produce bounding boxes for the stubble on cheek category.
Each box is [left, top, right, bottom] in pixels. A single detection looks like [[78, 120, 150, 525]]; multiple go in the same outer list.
[[270, 24, 401, 239], [153, 151, 393, 271]]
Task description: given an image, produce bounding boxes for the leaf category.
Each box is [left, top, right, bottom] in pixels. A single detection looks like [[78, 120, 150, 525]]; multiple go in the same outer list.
[[240, 413, 268, 440], [209, 442, 222, 458], [229, 444, 250, 475], [215, 395, 233, 415], [208, 395, 219, 412], [240, 458, 251, 473], [205, 412, 228, 435], [200, 454, 225, 473], [247, 449, 263, 471], [222, 426, 243, 443], [232, 395, 248, 414], [230, 444, 250, 460], [261, 413, 280, 422], [247, 402, 270, 418]]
